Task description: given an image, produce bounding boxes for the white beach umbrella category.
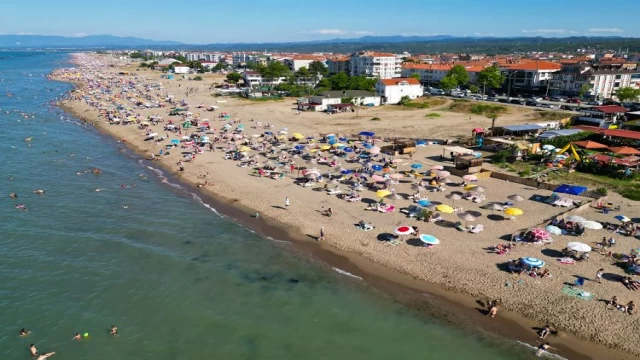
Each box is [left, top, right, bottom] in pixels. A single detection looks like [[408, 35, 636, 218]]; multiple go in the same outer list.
[[568, 242, 592, 253], [579, 221, 603, 230], [508, 194, 524, 202], [566, 215, 586, 223]]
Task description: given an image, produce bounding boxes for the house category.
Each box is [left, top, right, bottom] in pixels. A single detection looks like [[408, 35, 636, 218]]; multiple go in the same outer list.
[[173, 64, 190, 74], [349, 51, 401, 79], [298, 90, 380, 112], [242, 71, 286, 87], [500, 60, 561, 95], [375, 78, 423, 104], [285, 55, 326, 71]]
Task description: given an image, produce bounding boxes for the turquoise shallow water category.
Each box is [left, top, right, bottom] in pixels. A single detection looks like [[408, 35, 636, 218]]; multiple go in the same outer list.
[[0, 51, 540, 360]]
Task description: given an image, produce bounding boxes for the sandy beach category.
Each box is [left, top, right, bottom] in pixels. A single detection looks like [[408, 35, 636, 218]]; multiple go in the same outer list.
[[53, 53, 640, 359]]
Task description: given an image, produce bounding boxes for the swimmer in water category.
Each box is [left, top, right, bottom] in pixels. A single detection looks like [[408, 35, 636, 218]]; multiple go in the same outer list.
[[10, 192, 17, 198], [94, 188, 103, 192], [16, 204, 28, 211], [33, 190, 45, 195], [20, 328, 31, 336], [110, 325, 118, 336], [30, 344, 38, 356], [535, 342, 554, 356], [72, 333, 81, 341], [36, 352, 55, 360]]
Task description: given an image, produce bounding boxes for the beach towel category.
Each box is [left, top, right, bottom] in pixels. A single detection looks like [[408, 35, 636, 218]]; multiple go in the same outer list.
[[561, 285, 594, 301], [387, 240, 401, 246], [556, 258, 576, 265]]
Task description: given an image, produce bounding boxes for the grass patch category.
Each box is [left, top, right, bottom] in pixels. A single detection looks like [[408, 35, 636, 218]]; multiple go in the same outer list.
[[447, 100, 507, 115], [402, 97, 447, 109], [533, 110, 570, 120], [425, 112, 441, 118]]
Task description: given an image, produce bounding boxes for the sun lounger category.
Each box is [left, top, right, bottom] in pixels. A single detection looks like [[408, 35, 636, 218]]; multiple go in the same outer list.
[[327, 188, 342, 195], [470, 224, 484, 234]]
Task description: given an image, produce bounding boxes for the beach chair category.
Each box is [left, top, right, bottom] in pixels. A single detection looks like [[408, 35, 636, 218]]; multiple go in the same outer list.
[[574, 277, 585, 287], [470, 224, 484, 234]]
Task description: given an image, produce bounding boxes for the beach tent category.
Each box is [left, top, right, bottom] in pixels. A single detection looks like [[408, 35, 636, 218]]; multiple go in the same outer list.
[[359, 131, 375, 137], [607, 146, 640, 156], [553, 184, 587, 196]]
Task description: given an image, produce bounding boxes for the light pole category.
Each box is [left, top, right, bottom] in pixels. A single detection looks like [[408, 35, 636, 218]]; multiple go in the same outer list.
[[506, 71, 517, 98]]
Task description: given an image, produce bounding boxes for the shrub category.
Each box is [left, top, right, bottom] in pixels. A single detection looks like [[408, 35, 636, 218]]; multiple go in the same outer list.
[[596, 187, 609, 196], [518, 167, 531, 177], [425, 112, 441, 118], [371, 117, 381, 121], [469, 103, 507, 115], [193, 75, 203, 81], [493, 149, 511, 164]]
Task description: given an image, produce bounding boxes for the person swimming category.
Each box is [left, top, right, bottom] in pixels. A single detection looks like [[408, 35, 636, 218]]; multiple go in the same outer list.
[[36, 352, 55, 360], [110, 325, 118, 336], [20, 328, 31, 336], [10, 192, 18, 198], [33, 189, 45, 195], [72, 333, 81, 340], [30, 344, 38, 356]]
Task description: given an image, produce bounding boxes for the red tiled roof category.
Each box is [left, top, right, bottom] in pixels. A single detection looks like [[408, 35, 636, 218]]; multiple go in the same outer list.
[[504, 61, 561, 71], [380, 78, 421, 86], [402, 63, 452, 71], [592, 105, 629, 114], [574, 126, 640, 141]]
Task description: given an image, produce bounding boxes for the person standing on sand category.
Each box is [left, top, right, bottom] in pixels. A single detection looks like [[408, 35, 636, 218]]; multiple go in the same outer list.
[[595, 268, 604, 283], [318, 227, 325, 241], [285, 197, 290, 208], [487, 304, 498, 318]]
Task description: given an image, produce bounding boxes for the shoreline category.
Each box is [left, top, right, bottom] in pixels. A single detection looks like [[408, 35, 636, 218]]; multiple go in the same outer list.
[[50, 54, 640, 359], [58, 101, 630, 360]]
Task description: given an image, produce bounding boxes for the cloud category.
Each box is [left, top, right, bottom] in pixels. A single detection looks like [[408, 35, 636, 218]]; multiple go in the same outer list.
[[307, 29, 347, 35], [521, 29, 569, 34], [353, 30, 373, 35], [587, 28, 623, 33]]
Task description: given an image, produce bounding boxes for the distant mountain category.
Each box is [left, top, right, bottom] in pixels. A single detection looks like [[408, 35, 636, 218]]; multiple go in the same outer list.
[[0, 35, 183, 48]]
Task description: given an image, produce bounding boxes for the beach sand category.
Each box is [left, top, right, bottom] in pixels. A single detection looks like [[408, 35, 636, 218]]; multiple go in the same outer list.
[[53, 54, 640, 359]]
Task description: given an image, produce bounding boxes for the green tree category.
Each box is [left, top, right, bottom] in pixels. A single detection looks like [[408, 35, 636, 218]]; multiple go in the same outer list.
[[212, 63, 225, 72], [174, 55, 188, 63], [615, 87, 640, 102], [403, 58, 415, 63], [469, 85, 479, 94], [295, 66, 310, 81], [308, 61, 329, 78], [348, 76, 377, 92], [447, 65, 470, 86], [193, 75, 203, 81], [475, 65, 505, 93], [398, 95, 412, 106], [440, 76, 458, 92], [409, 73, 421, 81], [328, 73, 350, 90], [578, 84, 591, 98], [226, 72, 242, 84]]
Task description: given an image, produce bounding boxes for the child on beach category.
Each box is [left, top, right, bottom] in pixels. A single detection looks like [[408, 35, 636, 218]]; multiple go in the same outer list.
[[535, 343, 554, 356]]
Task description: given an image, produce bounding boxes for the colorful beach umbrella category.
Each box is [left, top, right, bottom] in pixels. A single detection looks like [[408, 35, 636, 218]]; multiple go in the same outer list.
[[417, 199, 432, 207], [437, 171, 450, 178], [504, 207, 523, 216], [430, 165, 444, 170], [359, 131, 375, 137], [376, 189, 392, 198], [292, 133, 304, 139], [435, 204, 454, 213], [320, 145, 331, 151], [410, 163, 423, 169], [462, 174, 477, 181], [343, 147, 354, 153], [521, 257, 545, 268], [371, 175, 385, 182], [615, 215, 631, 223], [395, 226, 414, 236], [530, 228, 550, 240], [419, 234, 440, 245], [371, 165, 383, 171]]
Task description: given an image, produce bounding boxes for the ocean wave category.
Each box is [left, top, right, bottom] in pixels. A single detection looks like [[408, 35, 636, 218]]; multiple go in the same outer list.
[[332, 267, 363, 280], [515, 341, 568, 359]]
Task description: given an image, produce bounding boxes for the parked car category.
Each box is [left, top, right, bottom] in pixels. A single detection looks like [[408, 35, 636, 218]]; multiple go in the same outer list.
[[525, 100, 538, 106], [550, 96, 567, 102], [487, 96, 499, 102], [587, 100, 603, 106], [567, 98, 581, 104]]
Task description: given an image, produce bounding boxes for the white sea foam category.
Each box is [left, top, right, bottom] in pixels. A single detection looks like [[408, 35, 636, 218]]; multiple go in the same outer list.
[[515, 341, 568, 359], [332, 267, 363, 280]]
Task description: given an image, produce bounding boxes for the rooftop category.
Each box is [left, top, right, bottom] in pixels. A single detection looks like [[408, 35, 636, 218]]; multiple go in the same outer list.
[[379, 78, 421, 86], [592, 105, 629, 114]]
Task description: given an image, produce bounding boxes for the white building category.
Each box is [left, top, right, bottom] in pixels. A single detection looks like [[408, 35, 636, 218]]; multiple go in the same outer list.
[[349, 51, 401, 79], [401, 64, 452, 84], [242, 71, 286, 87], [285, 55, 326, 71], [550, 61, 639, 99], [500, 61, 561, 93], [173, 64, 190, 74], [300, 90, 381, 112], [375, 78, 423, 104]]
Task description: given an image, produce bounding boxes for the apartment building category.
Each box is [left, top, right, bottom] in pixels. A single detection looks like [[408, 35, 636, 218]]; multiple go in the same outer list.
[[349, 51, 401, 79], [284, 55, 326, 71], [327, 57, 350, 74], [400, 64, 486, 85], [550, 61, 640, 99], [500, 60, 561, 94]]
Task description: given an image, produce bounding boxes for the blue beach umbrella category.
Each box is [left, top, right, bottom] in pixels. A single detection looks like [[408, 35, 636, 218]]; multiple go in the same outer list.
[[615, 215, 631, 222], [328, 139, 337, 145], [411, 163, 423, 169], [264, 131, 273, 135], [417, 199, 432, 207], [371, 164, 383, 171], [341, 169, 354, 175], [545, 225, 562, 235], [170, 139, 180, 145], [521, 257, 545, 268], [359, 154, 370, 159], [294, 145, 306, 151], [343, 147, 354, 153], [359, 131, 375, 137], [419, 234, 440, 245], [363, 143, 373, 149], [339, 137, 348, 142], [416, 140, 426, 146]]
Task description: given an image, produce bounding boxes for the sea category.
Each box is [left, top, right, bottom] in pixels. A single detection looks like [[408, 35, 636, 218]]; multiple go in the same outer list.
[[0, 51, 545, 360]]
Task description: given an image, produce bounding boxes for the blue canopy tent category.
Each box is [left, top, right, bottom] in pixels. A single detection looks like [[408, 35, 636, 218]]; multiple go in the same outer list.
[[553, 184, 588, 196], [359, 131, 375, 137]]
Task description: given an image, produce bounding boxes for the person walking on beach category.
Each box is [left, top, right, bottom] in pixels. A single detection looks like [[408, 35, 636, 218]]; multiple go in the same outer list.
[[595, 268, 604, 283], [285, 197, 290, 208], [318, 227, 325, 241], [487, 304, 498, 318], [538, 324, 554, 339], [535, 343, 554, 356]]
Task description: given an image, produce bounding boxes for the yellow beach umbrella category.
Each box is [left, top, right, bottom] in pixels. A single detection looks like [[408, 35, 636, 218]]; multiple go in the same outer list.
[[292, 133, 304, 139], [320, 145, 331, 151], [504, 208, 523, 216], [435, 204, 454, 213], [376, 190, 392, 198], [464, 184, 478, 191], [309, 149, 319, 153], [239, 146, 251, 152], [332, 143, 344, 148]]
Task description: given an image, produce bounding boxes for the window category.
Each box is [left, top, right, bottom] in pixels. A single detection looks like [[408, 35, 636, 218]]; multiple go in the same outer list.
[[615, 75, 621, 79]]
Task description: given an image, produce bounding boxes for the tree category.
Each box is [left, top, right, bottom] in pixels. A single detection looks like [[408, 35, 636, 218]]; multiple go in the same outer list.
[[398, 95, 412, 106], [226, 72, 242, 84], [348, 76, 377, 92], [447, 65, 470, 86], [409, 73, 421, 81], [475, 65, 505, 93], [615, 87, 640, 102], [440, 76, 458, 92], [212, 63, 225, 72], [295, 66, 310, 82], [578, 84, 592, 98], [328, 73, 350, 90], [469, 85, 479, 94], [403, 58, 415, 63], [308, 61, 329, 78], [486, 112, 501, 137], [193, 75, 203, 81]]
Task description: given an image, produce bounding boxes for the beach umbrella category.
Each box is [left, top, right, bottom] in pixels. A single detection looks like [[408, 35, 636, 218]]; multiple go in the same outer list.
[[371, 164, 383, 172], [530, 228, 550, 240], [579, 221, 602, 230], [462, 174, 477, 181], [170, 139, 180, 145], [457, 212, 476, 226], [328, 139, 337, 145], [568, 242, 592, 253], [446, 192, 462, 205], [391, 193, 403, 200], [239, 146, 251, 152], [343, 147, 354, 153], [292, 133, 304, 139], [504, 208, 523, 216], [521, 257, 545, 268], [376, 189, 392, 198], [486, 203, 503, 212], [332, 143, 345, 148], [320, 145, 331, 151], [372, 175, 385, 182], [437, 171, 450, 178], [417, 199, 432, 207], [340, 169, 354, 175], [419, 234, 440, 245], [566, 215, 585, 223], [411, 184, 426, 192], [338, 137, 348, 142], [359, 131, 375, 137], [395, 226, 414, 235], [615, 215, 631, 223], [464, 184, 478, 191], [508, 194, 524, 202], [294, 145, 306, 151], [542, 144, 556, 151], [385, 179, 398, 186], [264, 131, 273, 135], [411, 163, 423, 169], [435, 204, 454, 213], [431, 165, 444, 170], [389, 173, 404, 180], [369, 146, 381, 154], [353, 185, 365, 192], [545, 225, 562, 235]]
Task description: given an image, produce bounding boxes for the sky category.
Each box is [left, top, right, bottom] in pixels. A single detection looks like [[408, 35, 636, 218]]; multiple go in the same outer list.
[[2, 0, 638, 43]]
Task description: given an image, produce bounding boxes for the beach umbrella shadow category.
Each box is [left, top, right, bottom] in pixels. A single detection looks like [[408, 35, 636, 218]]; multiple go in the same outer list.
[[541, 248, 564, 258], [466, 210, 482, 218], [362, 198, 378, 205], [434, 220, 453, 228], [487, 214, 505, 221], [406, 238, 425, 247], [377, 233, 396, 242]]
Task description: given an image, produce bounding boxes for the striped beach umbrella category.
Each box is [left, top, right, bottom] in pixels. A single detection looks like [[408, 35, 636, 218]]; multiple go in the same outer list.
[[521, 257, 545, 268]]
